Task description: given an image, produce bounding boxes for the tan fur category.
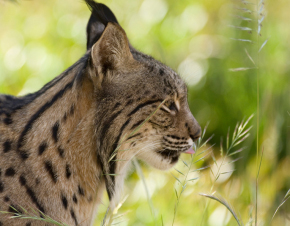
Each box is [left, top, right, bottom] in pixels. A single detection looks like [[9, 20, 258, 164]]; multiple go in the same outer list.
[[0, 8, 201, 226]]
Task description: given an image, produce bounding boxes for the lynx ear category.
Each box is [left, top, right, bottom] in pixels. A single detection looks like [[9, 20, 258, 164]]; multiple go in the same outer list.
[[86, 1, 119, 50], [91, 22, 133, 75]]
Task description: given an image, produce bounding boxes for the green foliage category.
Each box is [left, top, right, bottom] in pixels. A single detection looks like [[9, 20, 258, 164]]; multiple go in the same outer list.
[[0, 0, 289, 225]]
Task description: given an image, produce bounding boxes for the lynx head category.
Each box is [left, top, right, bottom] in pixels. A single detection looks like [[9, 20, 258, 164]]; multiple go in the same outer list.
[[84, 0, 201, 198]]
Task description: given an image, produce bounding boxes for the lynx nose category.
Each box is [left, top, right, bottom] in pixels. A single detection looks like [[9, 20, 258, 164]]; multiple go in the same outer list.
[[186, 116, 201, 142], [189, 123, 201, 141], [189, 126, 201, 141]]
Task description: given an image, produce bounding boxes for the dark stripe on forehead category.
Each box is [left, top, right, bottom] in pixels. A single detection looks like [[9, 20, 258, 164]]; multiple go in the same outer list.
[[17, 81, 74, 157], [164, 74, 181, 97], [128, 99, 163, 117], [163, 78, 173, 90]]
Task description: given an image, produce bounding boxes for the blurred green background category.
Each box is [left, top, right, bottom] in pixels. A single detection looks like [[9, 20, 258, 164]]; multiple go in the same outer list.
[[0, 0, 289, 225]]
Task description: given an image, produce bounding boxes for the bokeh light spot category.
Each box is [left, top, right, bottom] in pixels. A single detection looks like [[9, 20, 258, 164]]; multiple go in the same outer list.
[[4, 45, 26, 71], [178, 57, 207, 86], [139, 0, 168, 25]]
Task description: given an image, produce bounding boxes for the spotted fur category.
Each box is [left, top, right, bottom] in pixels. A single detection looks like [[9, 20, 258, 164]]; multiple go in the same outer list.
[[0, 1, 201, 225]]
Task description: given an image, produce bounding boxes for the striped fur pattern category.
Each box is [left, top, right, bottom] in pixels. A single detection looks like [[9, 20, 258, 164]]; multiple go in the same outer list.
[[0, 1, 201, 225]]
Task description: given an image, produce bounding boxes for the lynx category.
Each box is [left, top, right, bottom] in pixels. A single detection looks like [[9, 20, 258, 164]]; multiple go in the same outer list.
[[0, 1, 201, 225]]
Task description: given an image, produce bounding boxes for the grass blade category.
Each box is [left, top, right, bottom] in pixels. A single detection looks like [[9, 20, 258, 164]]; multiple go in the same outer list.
[[171, 173, 181, 184], [231, 38, 253, 43], [259, 39, 268, 52], [220, 169, 236, 175], [198, 134, 214, 150], [181, 159, 189, 168], [174, 188, 179, 199], [229, 67, 255, 72], [133, 159, 156, 225], [224, 157, 243, 165], [228, 147, 247, 156], [272, 189, 290, 221], [211, 153, 218, 168], [187, 177, 199, 182], [256, 148, 264, 180], [245, 49, 256, 66], [197, 144, 215, 157], [199, 193, 243, 226], [1, 206, 69, 226], [233, 15, 252, 21], [258, 15, 264, 24], [175, 168, 185, 176], [190, 166, 210, 173], [229, 25, 252, 31], [101, 207, 110, 226]]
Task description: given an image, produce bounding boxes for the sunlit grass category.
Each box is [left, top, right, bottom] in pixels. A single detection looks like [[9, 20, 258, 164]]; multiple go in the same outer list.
[[171, 123, 212, 225]]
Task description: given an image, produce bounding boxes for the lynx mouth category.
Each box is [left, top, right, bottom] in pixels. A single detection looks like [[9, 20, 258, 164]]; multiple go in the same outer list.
[[184, 146, 195, 154], [157, 149, 181, 164], [157, 144, 194, 164]]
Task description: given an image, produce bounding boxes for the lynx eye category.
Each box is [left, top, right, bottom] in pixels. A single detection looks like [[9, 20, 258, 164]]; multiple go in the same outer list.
[[169, 102, 177, 112], [162, 100, 178, 114]]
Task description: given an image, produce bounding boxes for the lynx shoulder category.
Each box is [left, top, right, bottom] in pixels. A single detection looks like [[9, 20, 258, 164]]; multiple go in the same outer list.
[[0, 1, 201, 225]]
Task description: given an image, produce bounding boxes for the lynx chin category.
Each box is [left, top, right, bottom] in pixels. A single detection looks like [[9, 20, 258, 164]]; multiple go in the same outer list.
[[0, 0, 201, 225]]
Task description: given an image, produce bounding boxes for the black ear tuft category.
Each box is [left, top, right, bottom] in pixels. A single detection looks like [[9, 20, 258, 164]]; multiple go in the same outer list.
[[85, 0, 119, 50]]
